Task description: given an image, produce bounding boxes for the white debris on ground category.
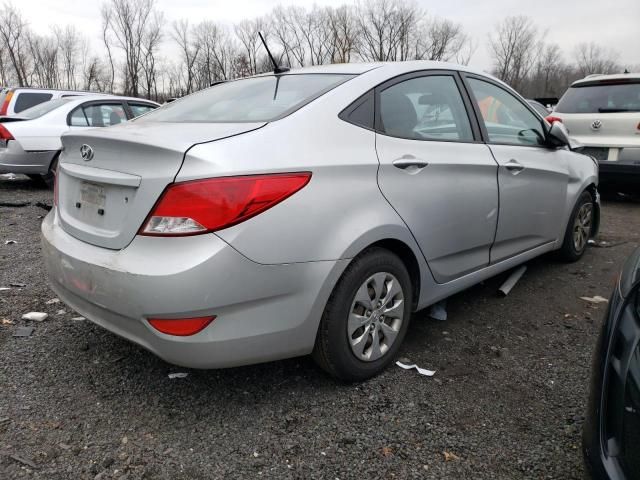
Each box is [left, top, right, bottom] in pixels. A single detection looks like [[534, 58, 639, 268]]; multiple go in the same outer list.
[[21, 312, 49, 322], [168, 372, 189, 379], [396, 359, 436, 377], [45, 298, 60, 305], [579, 295, 609, 304]]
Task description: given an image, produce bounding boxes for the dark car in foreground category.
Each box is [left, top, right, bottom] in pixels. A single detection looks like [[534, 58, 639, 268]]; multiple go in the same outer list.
[[584, 247, 640, 479]]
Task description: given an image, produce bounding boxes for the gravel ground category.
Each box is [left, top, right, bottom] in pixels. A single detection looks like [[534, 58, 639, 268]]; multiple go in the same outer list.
[[1, 174, 639, 480]]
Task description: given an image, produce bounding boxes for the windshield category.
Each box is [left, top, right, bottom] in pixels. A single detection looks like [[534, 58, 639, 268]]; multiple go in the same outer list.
[[17, 98, 73, 119], [139, 74, 354, 123], [555, 81, 640, 113]]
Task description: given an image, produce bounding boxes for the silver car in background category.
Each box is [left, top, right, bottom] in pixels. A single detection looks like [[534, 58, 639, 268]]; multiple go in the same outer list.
[[42, 61, 599, 381]]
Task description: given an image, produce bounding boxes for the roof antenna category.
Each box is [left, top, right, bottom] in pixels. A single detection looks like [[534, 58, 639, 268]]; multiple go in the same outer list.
[[258, 31, 289, 74]]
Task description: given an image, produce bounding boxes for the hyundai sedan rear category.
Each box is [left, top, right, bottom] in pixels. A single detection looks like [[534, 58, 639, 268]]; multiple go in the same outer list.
[[42, 62, 599, 381]]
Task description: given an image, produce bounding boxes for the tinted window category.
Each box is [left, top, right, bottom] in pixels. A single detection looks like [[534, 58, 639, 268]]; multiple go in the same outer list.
[[468, 78, 545, 146], [18, 98, 72, 119], [14, 92, 53, 113], [71, 103, 127, 127], [555, 81, 640, 113], [379, 75, 473, 141], [139, 74, 353, 123], [528, 101, 549, 117], [129, 104, 156, 118], [341, 91, 374, 129]]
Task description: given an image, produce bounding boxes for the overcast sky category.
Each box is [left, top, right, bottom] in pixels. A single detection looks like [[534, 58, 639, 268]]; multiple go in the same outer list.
[[17, 0, 640, 71]]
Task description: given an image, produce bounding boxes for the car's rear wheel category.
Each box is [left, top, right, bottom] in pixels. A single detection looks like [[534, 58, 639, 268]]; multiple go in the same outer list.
[[313, 247, 412, 381], [40, 156, 59, 188], [559, 191, 594, 262]]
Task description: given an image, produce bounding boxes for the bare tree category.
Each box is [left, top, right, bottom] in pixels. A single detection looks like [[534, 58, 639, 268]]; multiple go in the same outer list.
[[488, 15, 542, 91], [415, 17, 470, 62], [0, 3, 31, 86], [194, 21, 237, 87], [141, 11, 163, 99], [102, 0, 158, 96], [327, 5, 357, 63], [574, 42, 620, 77], [27, 32, 59, 88], [355, 0, 421, 62], [53, 25, 83, 89], [172, 19, 200, 94], [234, 18, 268, 75]]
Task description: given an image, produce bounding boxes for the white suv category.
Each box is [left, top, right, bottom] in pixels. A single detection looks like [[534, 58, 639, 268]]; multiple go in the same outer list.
[[0, 87, 93, 116], [552, 73, 640, 193]]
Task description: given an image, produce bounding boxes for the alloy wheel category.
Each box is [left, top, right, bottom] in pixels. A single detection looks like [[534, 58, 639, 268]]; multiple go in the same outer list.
[[347, 272, 405, 362], [573, 202, 593, 252]]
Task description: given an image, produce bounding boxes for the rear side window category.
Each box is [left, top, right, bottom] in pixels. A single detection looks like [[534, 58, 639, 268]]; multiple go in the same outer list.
[[467, 78, 545, 147], [14, 92, 53, 113], [70, 103, 127, 127], [17, 98, 72, 119], [379, 75, 473, 141], [340, 91, 374, 129], [129, 103, 156, 118], [138, 74, 353, 123], [555, 81, 640, 113]]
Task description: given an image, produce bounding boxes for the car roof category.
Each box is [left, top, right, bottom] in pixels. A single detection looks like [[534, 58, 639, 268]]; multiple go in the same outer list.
[[572, 72, 640, 86], [61, 94, 160, 105]]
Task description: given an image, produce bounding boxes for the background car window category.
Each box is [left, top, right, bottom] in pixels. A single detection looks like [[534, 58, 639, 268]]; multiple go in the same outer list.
[[69, 107, 90, 126], [82, 104, 127, 127], [468, 78, 546, 146], [129, 104, 156, 117], [555, 81, 640, 113], [14, 92, 53, 113], [379, 75, 473, 141]]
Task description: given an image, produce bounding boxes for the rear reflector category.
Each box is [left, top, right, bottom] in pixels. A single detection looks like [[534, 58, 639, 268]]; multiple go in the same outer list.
[[545, 115, 563, 124], [140, 172, 311, 236], [148, 316, 216, 336], [0, 123, 14, 141]]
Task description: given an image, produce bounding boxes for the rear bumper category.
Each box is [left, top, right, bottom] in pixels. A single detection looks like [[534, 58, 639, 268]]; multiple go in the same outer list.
[[0, 141, 56, 175], [41, 210, 347, 369]]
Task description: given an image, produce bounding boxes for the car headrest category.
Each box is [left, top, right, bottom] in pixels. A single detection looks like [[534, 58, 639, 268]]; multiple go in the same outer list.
[[109, 111, 122, 125], [380, 91, 417, 137]]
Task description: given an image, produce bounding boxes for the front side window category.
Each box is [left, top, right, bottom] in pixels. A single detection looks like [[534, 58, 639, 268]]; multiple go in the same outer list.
[[14, 92, 53, 113], [379, 75, 473, 141], [467, 78, 546, 147], [129, 103, 156, 118], [138, 74, 353, 123]]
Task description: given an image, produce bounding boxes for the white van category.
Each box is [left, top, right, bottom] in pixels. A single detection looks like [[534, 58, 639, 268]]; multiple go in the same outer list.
[[0, 87, 95, 116]]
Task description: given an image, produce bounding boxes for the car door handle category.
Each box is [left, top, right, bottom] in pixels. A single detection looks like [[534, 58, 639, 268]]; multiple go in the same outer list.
[[504, 159, 525, 174], [392, 156, 429, 171]]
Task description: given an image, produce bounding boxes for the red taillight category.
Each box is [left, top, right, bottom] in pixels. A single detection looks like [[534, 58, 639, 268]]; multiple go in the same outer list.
[[139, 172, 312, 236], [545, 115, 563, 124], [0, 91, 13, 116], [0, 123, 14, 140], [148, 316, 216, 336]]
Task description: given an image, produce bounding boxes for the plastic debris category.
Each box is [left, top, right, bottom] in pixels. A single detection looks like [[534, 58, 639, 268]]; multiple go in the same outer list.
[[443, 451, 460, 462], [580, 295, 609, 304], [396, 359, 435, 377], [56, 309, 66, 315], [2, 318, 14, 325], [10, 282, 26, 288], [498, 265, 527, 296], [4, 240, 16, 245], [0, 173, 18, 180], [22, 312, 48, 322], [72, 316, 86, 321], [168, 372, 189, 379], [45, 298, 60, 305], [429, 300, 447, 321], [0, 287, 10, 291], [13, 326, 35, 337]]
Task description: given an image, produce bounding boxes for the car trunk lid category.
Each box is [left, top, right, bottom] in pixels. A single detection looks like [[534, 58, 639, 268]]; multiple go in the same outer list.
[[57, 121, 265, 250]]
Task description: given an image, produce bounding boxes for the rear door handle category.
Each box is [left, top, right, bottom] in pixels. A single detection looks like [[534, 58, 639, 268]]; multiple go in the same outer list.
[[504, 159, 525, 174], [393, 155, 429, 171]]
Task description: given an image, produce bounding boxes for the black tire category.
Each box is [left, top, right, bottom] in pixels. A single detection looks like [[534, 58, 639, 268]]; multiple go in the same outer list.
[[41, 156, 59, 188], [558, 191, 594, 262], [312, 247, 412, 382]]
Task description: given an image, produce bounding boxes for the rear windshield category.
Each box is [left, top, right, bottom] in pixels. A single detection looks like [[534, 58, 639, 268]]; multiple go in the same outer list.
[[556, 81, 640, 113], [139, 74, 354, 123], [14, 92, 54, 113], [18, 98, 72, 119]]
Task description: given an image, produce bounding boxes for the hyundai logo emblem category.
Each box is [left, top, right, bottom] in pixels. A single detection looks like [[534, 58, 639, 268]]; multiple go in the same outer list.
[[591, 120, 602, 131], [80, 144, 94, 161]]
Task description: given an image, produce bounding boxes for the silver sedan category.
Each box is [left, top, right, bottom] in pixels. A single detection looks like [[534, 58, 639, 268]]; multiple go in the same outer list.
[[41, 61, 599, 381]]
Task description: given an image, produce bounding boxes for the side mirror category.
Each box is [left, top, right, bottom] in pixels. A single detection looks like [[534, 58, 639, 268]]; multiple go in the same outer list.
[[547, 121, 582, 150]]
